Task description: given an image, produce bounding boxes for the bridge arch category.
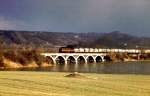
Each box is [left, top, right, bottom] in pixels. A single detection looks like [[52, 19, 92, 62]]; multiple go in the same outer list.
[[55, 56, 65, 64], [95, 56, 103, 63], [66, 56, 76, 64], [45, 56, 55, 64], [77, 56, 86, 64], [87, 56, 95, 63]]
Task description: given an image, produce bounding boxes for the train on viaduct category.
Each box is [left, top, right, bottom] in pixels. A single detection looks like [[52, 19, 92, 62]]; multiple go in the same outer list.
[[41, 46, 150, 65]]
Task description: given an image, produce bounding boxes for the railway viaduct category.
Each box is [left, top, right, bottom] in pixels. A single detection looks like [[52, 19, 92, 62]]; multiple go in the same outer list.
[[41, 53, 106, 65], [41, 48, 150, 65]]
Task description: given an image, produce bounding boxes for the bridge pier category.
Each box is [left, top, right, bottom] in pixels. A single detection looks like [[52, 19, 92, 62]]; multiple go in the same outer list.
[[137, 54, 141, 60], [53, 60, 57, 65], [85, 60, 88, 64], [94, 59, 96, 63], [75, 59, 78, 65]]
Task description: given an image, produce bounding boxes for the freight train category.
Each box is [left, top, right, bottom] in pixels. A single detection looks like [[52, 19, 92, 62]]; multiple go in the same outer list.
[[59, 46, 150, 54]]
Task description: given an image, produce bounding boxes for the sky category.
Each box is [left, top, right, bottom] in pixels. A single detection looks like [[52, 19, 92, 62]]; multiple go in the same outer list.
[[0, 0, 150, 36]]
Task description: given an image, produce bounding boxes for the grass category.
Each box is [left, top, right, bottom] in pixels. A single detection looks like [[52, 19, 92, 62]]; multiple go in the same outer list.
[[0, 71, 150, 96]]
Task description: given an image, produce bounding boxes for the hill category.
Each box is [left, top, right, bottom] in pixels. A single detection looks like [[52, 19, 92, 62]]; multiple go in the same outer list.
[[92, 31, 150, 48], [0, 30, 150, 49]]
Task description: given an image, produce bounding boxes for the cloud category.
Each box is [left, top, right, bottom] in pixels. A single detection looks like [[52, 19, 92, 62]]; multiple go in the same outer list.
[[0, 16, 30, 31], [0, 0, 150, 36], [0, 17, 18, 30], [0, 16, 43, 31]]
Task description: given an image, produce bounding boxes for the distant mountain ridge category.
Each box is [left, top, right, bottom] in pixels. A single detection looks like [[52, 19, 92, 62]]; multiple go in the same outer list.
[[94, 31, 150, 48], [0, 30, 150, 49]]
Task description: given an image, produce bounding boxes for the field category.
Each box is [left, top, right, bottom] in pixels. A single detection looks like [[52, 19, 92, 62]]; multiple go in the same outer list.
[[0, 71, 150, 96]]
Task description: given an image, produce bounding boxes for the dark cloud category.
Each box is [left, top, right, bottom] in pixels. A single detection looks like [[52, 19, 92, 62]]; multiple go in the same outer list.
[[0, 0, 150, 36]]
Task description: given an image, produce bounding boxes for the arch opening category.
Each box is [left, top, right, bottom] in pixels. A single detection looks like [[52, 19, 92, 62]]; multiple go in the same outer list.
[[87, 56, 94, 64], [45, 56, 54, 64], [96, 56, 102, 63], [77, 56, 86, 64], [56, 56, 65, 64], [67, 56, 76, 64]]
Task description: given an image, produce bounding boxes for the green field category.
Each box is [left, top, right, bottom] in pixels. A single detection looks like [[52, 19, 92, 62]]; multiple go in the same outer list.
[[0, 71, 150, 96]]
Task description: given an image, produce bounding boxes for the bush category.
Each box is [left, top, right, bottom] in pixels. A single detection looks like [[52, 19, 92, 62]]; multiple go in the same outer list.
[[0, 54, 4, 67], [3, 49, 45, 66]]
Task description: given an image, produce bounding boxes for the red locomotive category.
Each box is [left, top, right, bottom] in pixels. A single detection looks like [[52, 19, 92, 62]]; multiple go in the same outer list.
[[59, 45, 77, 53]]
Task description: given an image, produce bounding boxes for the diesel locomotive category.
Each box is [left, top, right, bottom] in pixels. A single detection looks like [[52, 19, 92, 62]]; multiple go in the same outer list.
[[59, 45, 77, 53]]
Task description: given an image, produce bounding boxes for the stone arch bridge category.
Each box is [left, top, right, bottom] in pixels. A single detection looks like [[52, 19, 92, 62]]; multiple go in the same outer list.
[[41, 53, 106, 65]]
